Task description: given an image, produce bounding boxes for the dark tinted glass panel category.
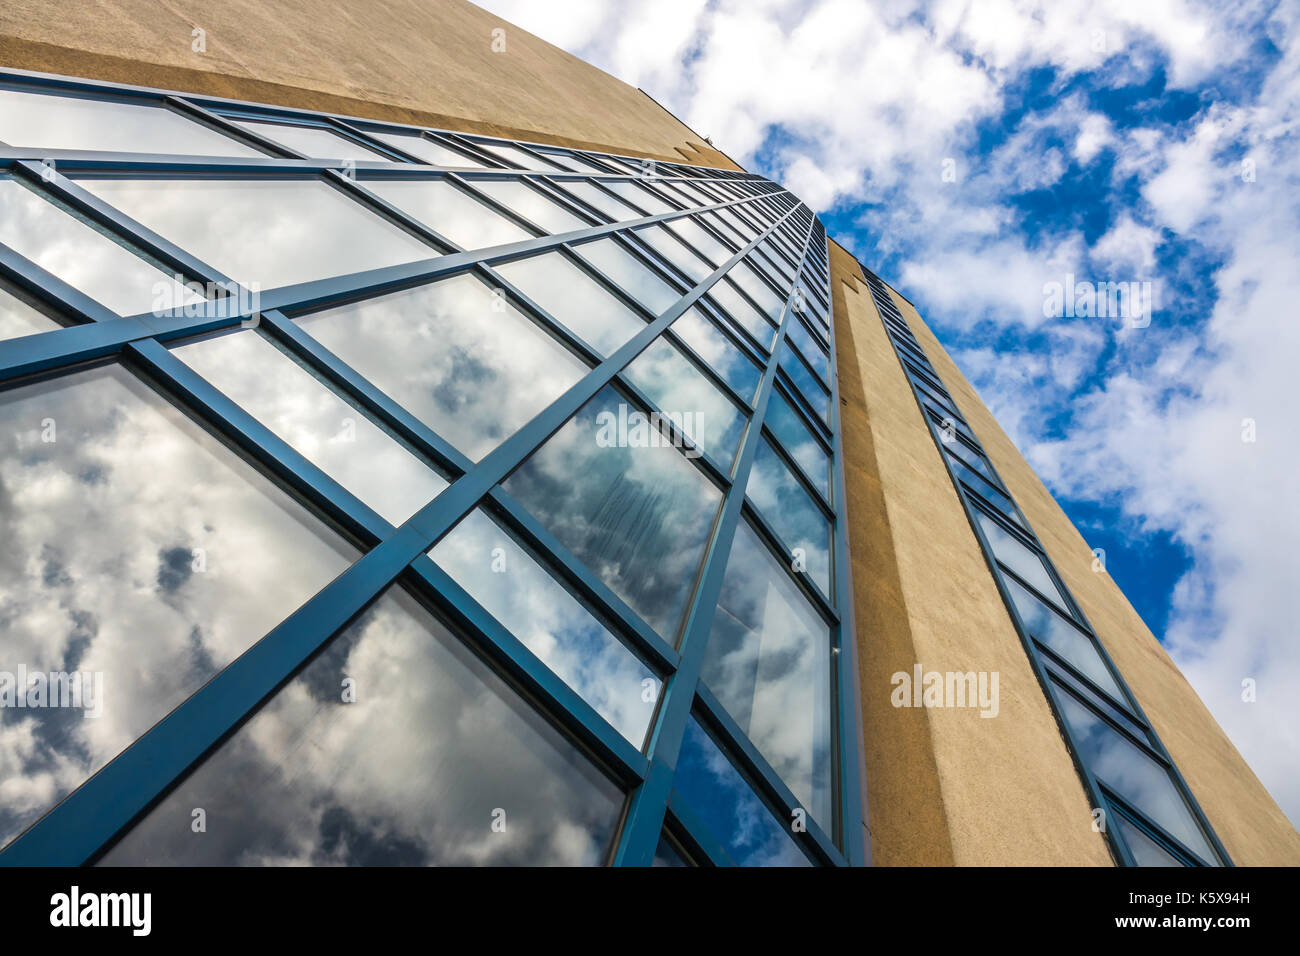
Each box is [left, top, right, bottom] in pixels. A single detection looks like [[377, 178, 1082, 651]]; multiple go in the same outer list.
[[0, 364, 356, 849], [502, 385, 723, 643], [652, 834, 690, 867], [99, 587, 624, 865], [673, 719, 810, 866]]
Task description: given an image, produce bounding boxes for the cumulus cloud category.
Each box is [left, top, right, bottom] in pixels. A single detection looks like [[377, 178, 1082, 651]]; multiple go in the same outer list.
[[473, 0, 1300, 828]]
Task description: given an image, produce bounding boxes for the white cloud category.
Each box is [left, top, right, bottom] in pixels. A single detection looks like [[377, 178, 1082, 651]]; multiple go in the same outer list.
[[470, 0, 1300, 831]]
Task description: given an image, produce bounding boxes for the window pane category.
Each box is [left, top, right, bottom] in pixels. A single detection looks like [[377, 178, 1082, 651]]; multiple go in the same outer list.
[[294, 273, 588, 462], [1112, 810, 1185, 866], [493, 251, 644, 357], [363, 178, 532, 250], [786, 315, 829, 382], [974, 511, 1071, 616], [765, 390, 830, 501], [172, 330, 448, 525], [469, 179, 588, 235], [746, 440, 832, 596], [701, 521, 833, 826], [502, 385, 723, 643], [480, 143, 562, 171], [80, 177, 436, 290], [1002, 575, 1125, 702], [706, 276, 776, 351], [558, 181, 641, 222], [673, 719, 811, 866], [0, 179, 200, 317], [731, 259, 788, 322], [1054, 687, 1218, 864], [779, 342, 830, 423], [430, 508, 659, 746], [368, 129, 487, 167], [946, 450, 1023, 527], [231, 119, 389, 161], [670, 307, 762, 404], [653, 834, 690, 866], [635, 225, 712, 283], [0, 364, 356, 850], [0, 88, 263, 157], [573, 238, 682, 317], [622, 337, 748, 468], [606, 180, 674, 215], [0, 287, 60, 342], [98, 586, 624, 866], [666, 217, 736, 267]]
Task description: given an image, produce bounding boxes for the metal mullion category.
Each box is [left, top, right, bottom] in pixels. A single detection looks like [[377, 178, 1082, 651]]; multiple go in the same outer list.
[[821, 237, 868, 864], [1043, 660, 1169, 764], [756, 420, 834, 513], [0, 521, 436, 867], [406, 555, 650, 786], [665, 792, 736, 866], [779, 335, 833, 401], [774, 373, 834, 447], [693, 293, 772, 371], [1035, 641, 1149, 731], [483, 490, 680, 675], [739, 499, 838, 624], [257, 311, 470, 478], [0, 314, 150, 384], [522, 175, 605, 227], [604, 374, 733, 490], [235, 190, 791, 319], [693, 684, 844, 866], [612, 212, 819, 866], [0, 191, 799, 863], [124, 338, 392, 546], [21, 161, 241, 288], [864, 263, 1232, 867], [161, 96, 289, 158], [1101, 786, 1208, 867]]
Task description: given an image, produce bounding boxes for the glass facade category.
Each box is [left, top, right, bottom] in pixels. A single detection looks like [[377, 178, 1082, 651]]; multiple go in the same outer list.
[[859, 268, 1231, 868], [0, 73, 860, 866]]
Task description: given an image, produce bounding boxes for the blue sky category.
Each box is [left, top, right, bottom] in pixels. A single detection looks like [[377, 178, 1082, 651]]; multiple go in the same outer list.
[[477, 0, 1300, 828]]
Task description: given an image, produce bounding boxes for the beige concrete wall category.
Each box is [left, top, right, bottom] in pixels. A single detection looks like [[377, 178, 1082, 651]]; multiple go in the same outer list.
[[831, 242, 1113, 865], [0, 0, 740, 170], [882, 283, 1300, 865]]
